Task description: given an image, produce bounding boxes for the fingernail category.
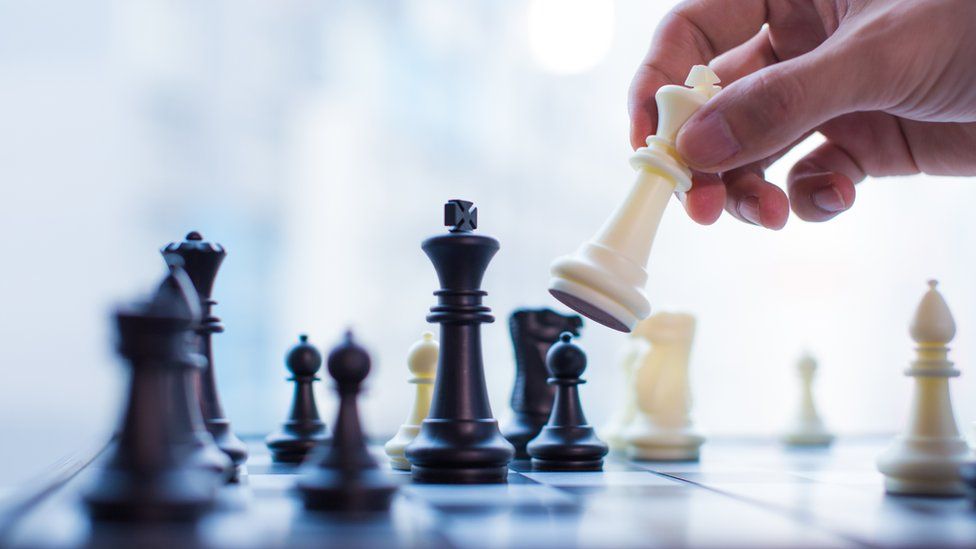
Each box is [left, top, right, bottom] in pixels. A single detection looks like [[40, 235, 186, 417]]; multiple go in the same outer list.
[[812, 186, 847, 213], [678, 111, 740, 168], [737, 196, 761, 226]]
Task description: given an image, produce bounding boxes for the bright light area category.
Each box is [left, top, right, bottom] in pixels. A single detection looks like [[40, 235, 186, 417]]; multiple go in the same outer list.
[[527, 0, 615, 74]]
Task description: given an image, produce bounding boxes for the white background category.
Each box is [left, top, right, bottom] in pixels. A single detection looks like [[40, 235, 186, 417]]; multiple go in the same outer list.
[[1, 0, 974, 490]]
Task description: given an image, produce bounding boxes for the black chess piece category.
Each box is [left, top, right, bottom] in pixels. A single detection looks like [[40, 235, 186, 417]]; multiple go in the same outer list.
[[298, 331, 397, 512], [84, 267, 219, 521], [502, 309, 583, 458], [265, 334, 329, 463], [961, 461, 976, 505], [405, 200, 515, 484], [527, 332, 608, 471], [162, 232, 248, 470]]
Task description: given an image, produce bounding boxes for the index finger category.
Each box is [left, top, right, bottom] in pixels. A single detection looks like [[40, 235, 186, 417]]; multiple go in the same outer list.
[[629, 0, 769, 149]]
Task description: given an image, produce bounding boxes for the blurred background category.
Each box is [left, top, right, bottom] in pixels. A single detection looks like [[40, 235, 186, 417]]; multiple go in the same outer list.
[[1, 0, 975, 493]]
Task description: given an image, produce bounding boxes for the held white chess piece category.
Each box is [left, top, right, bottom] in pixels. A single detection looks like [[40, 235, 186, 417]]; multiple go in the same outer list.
[[876, 280, 970, 496], [549, 66, 720, 333], [781, 352, 834, 447], [384, 332, 438, 471], [625, 312, 705, 461], [599, 336, 648, 451]]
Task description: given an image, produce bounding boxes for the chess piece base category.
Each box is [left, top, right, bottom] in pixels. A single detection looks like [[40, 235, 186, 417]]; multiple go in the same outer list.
[[626, 429, 704, 462], [503, 412, 549, 459], [876, 436, 969, 497], [531, 458, 603, 471], [410, 465, 509, 484], [207, 418, 248, 466], [527, 426, 608, 472], [407, 418, 514, 484], [781, 431, 835, 447], [265, 422, 329, 464], [84, 470, 215, 522], [299, 469, 397, 512], [385, 424, 420, 471]]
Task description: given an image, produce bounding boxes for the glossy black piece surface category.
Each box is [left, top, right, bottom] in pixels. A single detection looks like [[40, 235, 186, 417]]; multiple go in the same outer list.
[[265, 335, 329, 463], [502, 309, 583, 458], [406, 200, 515, 484], [527, 332, 608, 471], [161, 232, 248, 469], [298, 332, 397, 512], [83, 267, 219, 521]]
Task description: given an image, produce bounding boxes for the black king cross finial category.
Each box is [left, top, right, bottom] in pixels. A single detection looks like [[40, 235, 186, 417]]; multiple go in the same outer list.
[[444, 199, 477, 233]]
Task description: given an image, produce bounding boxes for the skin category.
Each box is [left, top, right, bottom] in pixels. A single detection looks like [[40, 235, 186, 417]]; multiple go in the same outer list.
[[629, 0, 976, 229]]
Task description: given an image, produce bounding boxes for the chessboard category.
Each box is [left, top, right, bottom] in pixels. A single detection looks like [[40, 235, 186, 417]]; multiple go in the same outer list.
[[4, 437, 976, 548]]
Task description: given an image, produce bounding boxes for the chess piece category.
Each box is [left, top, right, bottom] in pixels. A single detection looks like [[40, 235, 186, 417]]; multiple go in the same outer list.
[[162, 231, 248, 469], [502, 309, 583, 459], [877, 280, 969, 496], [549, 65, 721, 332], [405, 200, 515, 484], [599, 335, 647, 451], [298, 331, 397, 512], [385, 332, 439, 471], [265, 334, 329, 463], [625, 313, 705, 461], [781, 352, 834, 447], [527, 332, 608, 470], [84, 267, 218, 521]]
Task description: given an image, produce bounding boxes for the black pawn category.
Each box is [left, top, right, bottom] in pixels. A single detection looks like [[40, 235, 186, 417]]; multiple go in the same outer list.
[[162, 231, 248, 469], [84, 267, 218, 521], [265, 334, 329, 463], [405, 199, 515, 484], [502, 309, 583, 458], [527, 332, 608, 471], [298, 331, 397, 512]]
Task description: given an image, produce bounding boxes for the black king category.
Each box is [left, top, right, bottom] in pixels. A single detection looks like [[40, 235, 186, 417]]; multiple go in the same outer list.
[[406, 200, 515, 483]]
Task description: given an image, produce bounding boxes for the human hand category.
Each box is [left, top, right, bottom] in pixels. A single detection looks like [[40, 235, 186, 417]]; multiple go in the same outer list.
[[629, 0, 976, 229]]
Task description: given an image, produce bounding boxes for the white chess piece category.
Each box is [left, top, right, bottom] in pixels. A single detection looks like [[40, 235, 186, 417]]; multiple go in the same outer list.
[[781, 352, 834, 447], [384, 332, 438, 471], [876, 280, 970, 496], [599, 335, 648, 451], [549, 66, 721, 333], [625, 313, 705, 461]]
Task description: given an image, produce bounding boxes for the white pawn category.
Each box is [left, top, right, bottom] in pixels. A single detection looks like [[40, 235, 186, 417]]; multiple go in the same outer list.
[[781, 352, 834, 447], [625, 313, 705, 461], [384, 332, 438, 471], [877, 280, 970, 496], [600, 335, 647, 451]]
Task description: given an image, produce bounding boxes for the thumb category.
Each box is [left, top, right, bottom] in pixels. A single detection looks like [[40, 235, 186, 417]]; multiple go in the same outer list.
[[676, 46, 866, 172]]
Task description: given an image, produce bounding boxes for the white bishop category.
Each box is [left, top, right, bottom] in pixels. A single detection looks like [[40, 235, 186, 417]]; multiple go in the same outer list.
[[876, 280, 970, 496]]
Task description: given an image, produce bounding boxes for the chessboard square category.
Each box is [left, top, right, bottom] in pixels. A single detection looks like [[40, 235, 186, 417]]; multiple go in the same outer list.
[[522, 470, 680, 488]]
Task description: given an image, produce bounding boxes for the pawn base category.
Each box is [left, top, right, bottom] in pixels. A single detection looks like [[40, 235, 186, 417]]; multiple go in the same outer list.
[[410, 465, 509, 484], [266, 426, 329, 464], [781, 431, 835, 447], [531, 457, 603, 471], [299, 469, 397, 512]]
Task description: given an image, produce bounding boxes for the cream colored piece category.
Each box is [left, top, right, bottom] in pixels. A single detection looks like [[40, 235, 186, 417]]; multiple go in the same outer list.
[[625, 313, 705, 461], [781, 352, 834, 447], [876, 280, 970, 496], [599, 335, 647, 451], [384, 332, 438, 471], [549, 65, 720, 333]]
